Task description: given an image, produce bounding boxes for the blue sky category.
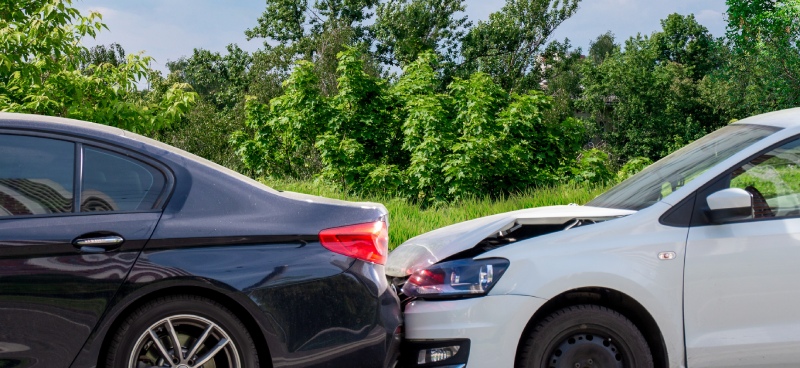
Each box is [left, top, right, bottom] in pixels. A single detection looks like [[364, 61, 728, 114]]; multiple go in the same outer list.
[[77, 0, 728, 74]]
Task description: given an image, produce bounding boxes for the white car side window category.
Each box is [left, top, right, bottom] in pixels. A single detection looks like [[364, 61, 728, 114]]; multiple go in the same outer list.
[[730, 138, 800, 218]]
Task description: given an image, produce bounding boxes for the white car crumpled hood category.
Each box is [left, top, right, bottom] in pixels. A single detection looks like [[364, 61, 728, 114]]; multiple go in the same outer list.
[[386, 205, 635, 277]]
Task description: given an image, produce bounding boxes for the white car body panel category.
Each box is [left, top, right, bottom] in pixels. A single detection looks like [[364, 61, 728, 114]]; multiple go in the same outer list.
[[684, 217, 800, 367], [481, 203, 689, 367]]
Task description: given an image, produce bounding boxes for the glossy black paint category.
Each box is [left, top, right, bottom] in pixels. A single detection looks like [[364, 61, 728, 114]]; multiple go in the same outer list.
[[0, 212, 160, 367], [0, 113, 401, 368]]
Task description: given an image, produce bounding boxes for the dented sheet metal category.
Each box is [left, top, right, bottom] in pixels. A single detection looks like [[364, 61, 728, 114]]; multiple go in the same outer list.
[[386, 205, 634, 277]]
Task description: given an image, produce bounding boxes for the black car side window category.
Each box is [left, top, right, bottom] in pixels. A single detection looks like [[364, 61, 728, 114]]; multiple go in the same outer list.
[[0, 134, 75, 216], [81, 147, 166, 212]]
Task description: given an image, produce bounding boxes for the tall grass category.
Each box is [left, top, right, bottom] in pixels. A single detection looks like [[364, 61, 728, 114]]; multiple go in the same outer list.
[[261, 179, 609, 250]]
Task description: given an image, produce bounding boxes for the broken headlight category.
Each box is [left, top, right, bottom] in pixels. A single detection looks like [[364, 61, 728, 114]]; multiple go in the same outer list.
[[401, 258, 509, 299]]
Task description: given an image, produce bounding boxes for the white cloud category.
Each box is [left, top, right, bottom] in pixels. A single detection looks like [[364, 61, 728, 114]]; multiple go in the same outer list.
[[78, 1, 263, 74]]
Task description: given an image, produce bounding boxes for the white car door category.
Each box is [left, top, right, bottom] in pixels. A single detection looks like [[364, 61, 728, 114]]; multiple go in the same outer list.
[[684, 137, 800, 367]]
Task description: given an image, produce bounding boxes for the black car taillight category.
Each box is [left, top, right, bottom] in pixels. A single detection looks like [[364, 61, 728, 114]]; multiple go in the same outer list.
[[319, 221, 389, 265]]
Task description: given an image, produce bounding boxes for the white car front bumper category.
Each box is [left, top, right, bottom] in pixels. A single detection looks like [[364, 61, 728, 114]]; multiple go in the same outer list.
[[403, 294, 547, 367]]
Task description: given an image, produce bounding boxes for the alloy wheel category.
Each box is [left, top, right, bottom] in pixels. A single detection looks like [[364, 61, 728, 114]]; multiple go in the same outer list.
[[128, 314, 241, 368]]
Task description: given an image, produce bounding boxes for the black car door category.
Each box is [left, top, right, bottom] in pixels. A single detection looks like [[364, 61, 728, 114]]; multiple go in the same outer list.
[[0, 133, 169, 367]]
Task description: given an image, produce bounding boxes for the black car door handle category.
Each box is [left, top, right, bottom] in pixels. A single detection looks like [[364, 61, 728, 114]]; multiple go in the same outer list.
[[73, 235, 125, 253]]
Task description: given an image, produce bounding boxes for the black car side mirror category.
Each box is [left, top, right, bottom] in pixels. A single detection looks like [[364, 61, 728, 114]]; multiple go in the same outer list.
[[706, 188, 754, 224]]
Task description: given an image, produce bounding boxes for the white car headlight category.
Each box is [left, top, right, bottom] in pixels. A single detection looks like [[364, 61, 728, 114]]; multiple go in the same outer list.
[[401, 258, 509, 299]]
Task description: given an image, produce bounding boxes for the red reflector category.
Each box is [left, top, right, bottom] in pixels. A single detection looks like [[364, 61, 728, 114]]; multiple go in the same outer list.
[[319, 221, 389, 265]]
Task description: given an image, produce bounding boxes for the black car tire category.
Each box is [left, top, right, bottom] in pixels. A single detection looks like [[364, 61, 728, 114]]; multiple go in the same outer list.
[[105, 294, 259, 368], [516, 304, 653, 368]]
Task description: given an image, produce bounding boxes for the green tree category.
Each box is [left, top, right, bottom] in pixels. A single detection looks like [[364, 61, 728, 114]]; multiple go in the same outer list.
[[167, 44, 252, 109], [245, 0, 380, 96], [460, 0, 581, 93], [539, 39, 586, 124], [392, 53, 456, 201], [581, 14, 725, 162], [588, 31, 617, 64], [79, 43, 127, 70], [155, 100, 251, 173], [316, 47, 404, 191], [0, 0, 196, 134], [233, 60, 331, 178], [571, 148, 614, 184], [726, 0, 798, 48], [372, 0, 470, 67], [652, 13, 723, 79], [713, 0, 800, 117]]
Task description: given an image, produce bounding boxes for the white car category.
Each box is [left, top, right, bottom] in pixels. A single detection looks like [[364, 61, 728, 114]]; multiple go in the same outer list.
[[387, 108, 800, 368]]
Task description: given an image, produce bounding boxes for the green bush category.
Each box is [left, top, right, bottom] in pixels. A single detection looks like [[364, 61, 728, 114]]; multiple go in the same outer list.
[[231, 62, 329, 178], [235, 49, 585, 203], [616, 156, 653, 181], [152, 100, 249, 173], [571, 148, 615, 184]]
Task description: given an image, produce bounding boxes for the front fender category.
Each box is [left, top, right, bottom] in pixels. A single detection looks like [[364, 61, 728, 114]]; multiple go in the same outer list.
[[487, 203, 688, 368]]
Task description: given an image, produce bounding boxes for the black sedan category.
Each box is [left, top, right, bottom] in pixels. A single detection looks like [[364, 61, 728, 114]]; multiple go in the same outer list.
[[0, 113, 401, 368]]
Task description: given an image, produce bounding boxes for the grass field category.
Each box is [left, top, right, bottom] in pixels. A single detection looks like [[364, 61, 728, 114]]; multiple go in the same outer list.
[[261, 179, 609, 250]]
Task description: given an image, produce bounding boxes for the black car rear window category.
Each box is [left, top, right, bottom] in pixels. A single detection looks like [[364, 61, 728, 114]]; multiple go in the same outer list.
[[81, 146, 166, 212]]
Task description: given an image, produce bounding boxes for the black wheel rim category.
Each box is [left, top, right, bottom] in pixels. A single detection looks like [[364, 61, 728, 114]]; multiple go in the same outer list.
[[128, 314, 241, 368], [546, 332, 625, 368]]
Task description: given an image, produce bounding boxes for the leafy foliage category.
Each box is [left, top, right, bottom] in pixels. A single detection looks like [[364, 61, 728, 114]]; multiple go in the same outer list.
[[245, 0, 380, 97], [540, 39, 586, 124], [235, 49, 583, 203], [80, 43, 127, 70], [460, 0, 580, 92], [246, 0, 377, 46], [652, 13, 724, 79], [0, 0, 196, 134], [167, 44, 252, 110], [616, 157, 653, 181], [708, 0, 800, 118], [372, 0, 471, 67], [571, 149, 614, 184], [589, 31, 617, 64], [232, 60, 330, 178], [319, 48, 404, 190], [581, 14, 726, 162], [154, 100, 250, 173]]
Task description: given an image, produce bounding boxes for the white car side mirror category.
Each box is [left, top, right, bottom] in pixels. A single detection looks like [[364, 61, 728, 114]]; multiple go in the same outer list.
[[706, 188, 753, 223]]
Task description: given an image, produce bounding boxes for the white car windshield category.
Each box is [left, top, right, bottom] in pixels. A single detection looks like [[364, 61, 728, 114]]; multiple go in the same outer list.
[[588, 124, 780, 211]]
